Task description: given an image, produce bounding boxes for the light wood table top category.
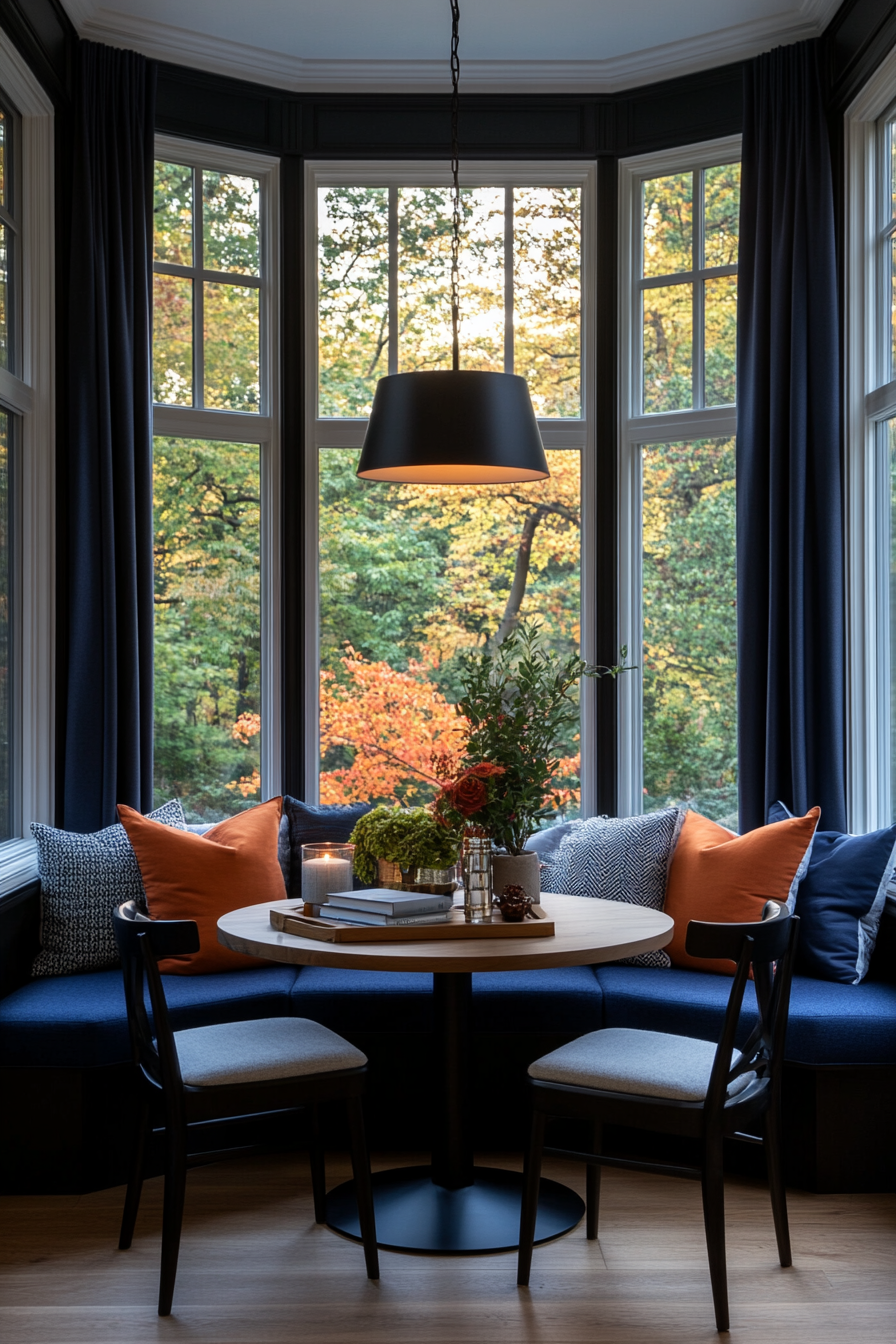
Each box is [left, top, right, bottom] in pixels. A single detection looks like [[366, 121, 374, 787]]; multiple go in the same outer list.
[[218, 894, 673, 974]]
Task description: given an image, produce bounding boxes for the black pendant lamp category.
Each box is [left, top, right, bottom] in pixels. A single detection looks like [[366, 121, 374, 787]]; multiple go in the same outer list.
[[356, 1, 549, 486]]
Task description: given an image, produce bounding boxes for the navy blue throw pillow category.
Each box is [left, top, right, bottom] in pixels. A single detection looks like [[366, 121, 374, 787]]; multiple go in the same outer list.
[[282, 797, 372, 899], [768, 801, 896, 984]]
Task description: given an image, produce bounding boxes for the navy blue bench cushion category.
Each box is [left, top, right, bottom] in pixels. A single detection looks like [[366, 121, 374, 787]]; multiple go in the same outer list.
[[290, 965, 603, 1036], [595, 966, 896, 1066], [0, 965, 301, 1068]]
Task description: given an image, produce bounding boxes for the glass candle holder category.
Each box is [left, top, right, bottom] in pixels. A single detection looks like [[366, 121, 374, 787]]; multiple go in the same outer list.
[[300, 843, 354, 904]]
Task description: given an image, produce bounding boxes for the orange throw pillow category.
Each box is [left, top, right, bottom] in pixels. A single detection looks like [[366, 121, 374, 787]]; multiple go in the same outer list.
[[118, 797, 286, 974], [664, 807, 819, 974]]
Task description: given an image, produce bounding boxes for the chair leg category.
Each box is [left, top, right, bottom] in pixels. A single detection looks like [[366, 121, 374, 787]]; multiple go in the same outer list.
[[119, 1097, 150, 1251], [346, 1096, 379, 1281], [764, 1096, 792, 1268], [309, 1103, 327, 1225], [517, 1108, 546, 1287], [701, 1135, 729, 1332], [586, 1120, 602, 1242], [158, 1125, 188, 1317]]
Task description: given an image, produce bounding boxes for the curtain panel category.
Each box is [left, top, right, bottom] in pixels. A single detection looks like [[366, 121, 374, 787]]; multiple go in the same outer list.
[[63, 41, 157, 831], [736, 39, 846, 834]]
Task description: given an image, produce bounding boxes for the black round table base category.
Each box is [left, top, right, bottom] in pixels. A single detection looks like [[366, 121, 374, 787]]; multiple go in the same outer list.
[[326, 1165, 585, 1254]]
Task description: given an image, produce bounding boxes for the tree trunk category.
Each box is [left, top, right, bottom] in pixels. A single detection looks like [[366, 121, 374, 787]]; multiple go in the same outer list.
[[494, 509, 545, 645]]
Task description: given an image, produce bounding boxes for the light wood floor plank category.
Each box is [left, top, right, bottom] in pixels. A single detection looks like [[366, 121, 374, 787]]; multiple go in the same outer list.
[[1, 1151, 893, 1344]]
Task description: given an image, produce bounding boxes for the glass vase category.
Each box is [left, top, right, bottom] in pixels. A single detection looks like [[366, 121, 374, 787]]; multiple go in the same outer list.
[[462, 834, 492, 923]]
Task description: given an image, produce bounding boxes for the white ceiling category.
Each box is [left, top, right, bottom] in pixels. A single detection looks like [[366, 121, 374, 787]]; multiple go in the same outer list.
[[59, 0, 842, 93]]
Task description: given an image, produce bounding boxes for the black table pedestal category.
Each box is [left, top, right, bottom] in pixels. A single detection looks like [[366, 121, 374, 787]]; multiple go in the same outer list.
[[325, 970, 585, 1254]]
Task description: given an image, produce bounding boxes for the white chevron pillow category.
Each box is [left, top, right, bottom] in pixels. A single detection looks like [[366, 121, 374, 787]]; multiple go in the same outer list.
[[543, 808, 684, 967]]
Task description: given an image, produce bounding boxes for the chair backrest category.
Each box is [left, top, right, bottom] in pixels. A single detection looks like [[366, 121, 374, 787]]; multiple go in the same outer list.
[[113, 901, 200, 1097], [684, 901, 799, 1114]]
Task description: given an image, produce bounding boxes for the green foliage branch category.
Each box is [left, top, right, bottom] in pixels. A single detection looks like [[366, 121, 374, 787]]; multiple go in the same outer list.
[[437, 621, 633, 854]]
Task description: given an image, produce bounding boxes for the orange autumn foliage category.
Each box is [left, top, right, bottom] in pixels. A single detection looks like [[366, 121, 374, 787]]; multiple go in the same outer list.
[[319, 647, 467, 806]]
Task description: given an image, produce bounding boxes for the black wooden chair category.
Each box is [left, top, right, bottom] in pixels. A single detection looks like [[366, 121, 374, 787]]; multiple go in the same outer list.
[[517, 900, 799, 1333], [113, 901, 379, 1316]]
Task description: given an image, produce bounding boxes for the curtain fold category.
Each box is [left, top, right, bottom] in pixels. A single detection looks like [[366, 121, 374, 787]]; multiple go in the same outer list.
[[63, 41, 157, 832], [736, 39, 846, 834]]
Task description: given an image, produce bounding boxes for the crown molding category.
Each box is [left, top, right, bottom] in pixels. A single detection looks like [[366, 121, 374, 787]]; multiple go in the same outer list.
[[62, 2, 840, 95]]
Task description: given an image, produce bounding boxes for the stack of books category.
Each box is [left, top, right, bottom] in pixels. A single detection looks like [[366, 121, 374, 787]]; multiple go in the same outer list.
[[315, 887, 456, 926]]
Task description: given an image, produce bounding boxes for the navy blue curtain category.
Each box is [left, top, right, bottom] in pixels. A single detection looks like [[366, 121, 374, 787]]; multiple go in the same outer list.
[[63, 42, 157, 832], [736, 40, 846, 834]]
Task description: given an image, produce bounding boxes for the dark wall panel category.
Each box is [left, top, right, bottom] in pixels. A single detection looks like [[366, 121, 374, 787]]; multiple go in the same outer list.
[[822, 0, 896, 109], [155, 64, 743, 160], [156, 67, 281, 150], [0, 0, 74, 105], [620, 65, 743, 154], [310, 100, 587, 155]]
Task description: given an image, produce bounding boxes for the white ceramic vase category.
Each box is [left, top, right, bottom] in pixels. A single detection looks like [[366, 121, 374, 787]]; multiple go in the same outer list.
[[490, 850, 541, 904]]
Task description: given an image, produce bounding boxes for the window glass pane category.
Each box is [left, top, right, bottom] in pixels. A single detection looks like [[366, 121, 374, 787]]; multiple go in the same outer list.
[[153, 436, 261, 821], [318, 448, 582, 815], [153, 273, 192, 405], [643, 282, 692, 412], [0, 109, 5, 206], [318, 186, 389, 417], [704, 274, 737, 406], [642, 173, 692, 278], [514, 186, 581, 417], [202, 172, 260, 276], [0, 410, 10, 841], [203, 282, 260, 412], [0, 223, 8, 372], [891, 236, 896, 384], [154, 161, 193, 266], [397, 187, 504, 375], [641, 436, 737, 825], [703, 163, 740, 268], [890, 122, 896, 224], [889, 418, 896, 821]]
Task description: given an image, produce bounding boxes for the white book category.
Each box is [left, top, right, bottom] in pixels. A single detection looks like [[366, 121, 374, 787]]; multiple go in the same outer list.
[[321, 906, 452, 927], [325, 887, 455, 917]]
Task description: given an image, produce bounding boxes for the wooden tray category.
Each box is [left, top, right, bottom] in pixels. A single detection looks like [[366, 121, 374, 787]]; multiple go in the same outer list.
[[269, 903, 555, 943]]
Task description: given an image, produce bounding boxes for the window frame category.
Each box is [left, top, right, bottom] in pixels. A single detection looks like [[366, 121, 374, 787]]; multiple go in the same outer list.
[[303, 159, 597, 808], [152, 135, 281, 804], [0, 28, 54, 894], [844, 54, 896, 832], [617, 135, 741, 818]]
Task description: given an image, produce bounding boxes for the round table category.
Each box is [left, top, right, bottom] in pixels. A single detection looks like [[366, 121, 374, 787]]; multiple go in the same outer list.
[[218, 894, 673, 1255]]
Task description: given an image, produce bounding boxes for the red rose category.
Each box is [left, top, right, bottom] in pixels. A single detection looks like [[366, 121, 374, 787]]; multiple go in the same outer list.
[[453, 774, 487, 815]]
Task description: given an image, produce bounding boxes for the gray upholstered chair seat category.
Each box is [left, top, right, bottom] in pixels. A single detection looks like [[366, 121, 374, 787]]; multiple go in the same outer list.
[[528, 1026, 753, 1102], [173, 1016, 367, 1088]]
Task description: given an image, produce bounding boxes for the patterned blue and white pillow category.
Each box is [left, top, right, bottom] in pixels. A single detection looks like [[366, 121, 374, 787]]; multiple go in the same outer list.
[[31, 799, 186, 978], [543, 808, 684, 968]]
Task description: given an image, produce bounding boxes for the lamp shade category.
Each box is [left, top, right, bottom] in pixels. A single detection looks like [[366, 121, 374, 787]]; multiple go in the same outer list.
[[356, 369, 550, 484]]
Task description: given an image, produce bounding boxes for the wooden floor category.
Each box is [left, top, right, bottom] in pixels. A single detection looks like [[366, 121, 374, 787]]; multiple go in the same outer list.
[[1, 1151, 894, 1343]]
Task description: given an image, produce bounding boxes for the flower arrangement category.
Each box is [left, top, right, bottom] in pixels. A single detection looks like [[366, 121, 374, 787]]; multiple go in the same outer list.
[[434, 621, 632, 855], [348, 804, 462, 886]]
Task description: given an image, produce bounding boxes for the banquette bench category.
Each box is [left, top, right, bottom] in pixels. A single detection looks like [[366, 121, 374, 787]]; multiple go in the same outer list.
[[1, 873, 894, 1196]]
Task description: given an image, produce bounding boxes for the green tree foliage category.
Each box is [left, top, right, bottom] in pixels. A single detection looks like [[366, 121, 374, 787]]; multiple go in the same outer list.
[[153, 437, 261, 822], [641, 165, 739, 414], [153, 162, 261, 412]]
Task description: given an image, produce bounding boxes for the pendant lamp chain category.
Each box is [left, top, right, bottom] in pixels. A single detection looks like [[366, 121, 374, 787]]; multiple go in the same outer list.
[[450, 0, 461, 374]]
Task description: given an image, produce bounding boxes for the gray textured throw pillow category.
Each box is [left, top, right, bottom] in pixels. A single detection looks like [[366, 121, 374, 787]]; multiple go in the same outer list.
[[543, 808, 684, 968], [31, 800, 187, 978]]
